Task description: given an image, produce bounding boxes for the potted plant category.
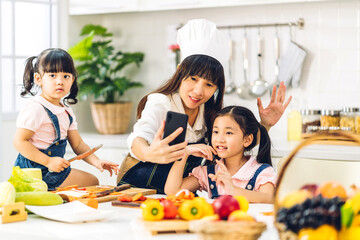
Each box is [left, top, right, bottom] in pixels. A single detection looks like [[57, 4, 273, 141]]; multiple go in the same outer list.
[[69, 24, 144, 134]]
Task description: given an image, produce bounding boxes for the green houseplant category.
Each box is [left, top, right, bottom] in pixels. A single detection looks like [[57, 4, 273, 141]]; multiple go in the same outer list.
[[69, 24, 144, 134]]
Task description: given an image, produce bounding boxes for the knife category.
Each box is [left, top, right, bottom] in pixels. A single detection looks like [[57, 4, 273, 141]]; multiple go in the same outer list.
[[68, 144, 103, 162]]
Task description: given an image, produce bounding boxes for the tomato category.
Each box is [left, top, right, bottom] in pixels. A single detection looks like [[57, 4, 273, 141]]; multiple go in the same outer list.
[[178, 199, 203, 220], [140, 199, 164, 221], [161, 200, 178, 219]]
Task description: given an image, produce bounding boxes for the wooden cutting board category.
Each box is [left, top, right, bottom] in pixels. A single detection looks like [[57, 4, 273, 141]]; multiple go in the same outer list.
[[93, 187, 156, 203], [139, 218, 189, 235]]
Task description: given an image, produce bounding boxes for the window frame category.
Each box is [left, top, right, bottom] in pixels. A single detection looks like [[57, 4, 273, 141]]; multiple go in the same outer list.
[[0, 0, 60, 119]]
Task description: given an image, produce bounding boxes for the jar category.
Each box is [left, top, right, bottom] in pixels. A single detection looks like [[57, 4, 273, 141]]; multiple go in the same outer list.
[[340, 107, 358, 133], [356, 111, 360, 134], [320, 110, 340, 127], [287, 110, 302, 141], [301, 109, 321, 133]]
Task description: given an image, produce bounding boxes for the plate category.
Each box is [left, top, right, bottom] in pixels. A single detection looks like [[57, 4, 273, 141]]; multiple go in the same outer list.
[[26, 201, 118, 223]]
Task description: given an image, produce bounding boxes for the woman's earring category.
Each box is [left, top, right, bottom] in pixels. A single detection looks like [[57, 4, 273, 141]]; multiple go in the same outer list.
[[213, 89, 219, 101]]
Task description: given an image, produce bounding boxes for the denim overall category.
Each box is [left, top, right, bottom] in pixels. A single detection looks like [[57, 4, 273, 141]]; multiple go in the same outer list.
[[14, 106, 73, 190], [207, 163, 271, 199], [118, 140, 205, 194]]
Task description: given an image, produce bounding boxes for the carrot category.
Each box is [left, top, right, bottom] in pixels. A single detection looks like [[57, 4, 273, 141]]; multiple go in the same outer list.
[[118, 194, 133, 202], [78, 198, 99, 209], [132, 193, 143, 201]]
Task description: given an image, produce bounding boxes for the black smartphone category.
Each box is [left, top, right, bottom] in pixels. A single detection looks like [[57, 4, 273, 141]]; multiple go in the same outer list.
[[163, 111, 188, 146]]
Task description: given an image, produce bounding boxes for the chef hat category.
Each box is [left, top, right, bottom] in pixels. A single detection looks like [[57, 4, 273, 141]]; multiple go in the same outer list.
[[177, 19, 230, 69]]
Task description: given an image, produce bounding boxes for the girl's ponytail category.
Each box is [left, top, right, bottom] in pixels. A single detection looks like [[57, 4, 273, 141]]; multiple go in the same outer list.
[[257, 124, 272, 165], [21, 56, 37, 97]]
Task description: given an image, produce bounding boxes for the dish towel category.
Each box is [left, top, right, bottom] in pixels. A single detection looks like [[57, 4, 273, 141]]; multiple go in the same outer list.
[[278, 41, 307, 88]]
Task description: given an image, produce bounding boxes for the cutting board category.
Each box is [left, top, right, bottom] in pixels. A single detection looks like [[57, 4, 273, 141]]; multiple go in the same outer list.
[[139, 218, 189, 235], [85, 186, 156, 203]]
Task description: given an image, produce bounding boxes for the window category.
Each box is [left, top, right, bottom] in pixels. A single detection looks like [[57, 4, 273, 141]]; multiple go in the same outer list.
[[0, 0, 58, 117]]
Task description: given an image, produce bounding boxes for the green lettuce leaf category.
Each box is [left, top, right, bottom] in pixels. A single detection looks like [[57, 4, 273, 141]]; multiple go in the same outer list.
[[8, 166, 48, 192]]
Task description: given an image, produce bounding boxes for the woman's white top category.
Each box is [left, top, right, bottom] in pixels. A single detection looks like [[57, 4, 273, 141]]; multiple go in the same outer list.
[[127, 92, 207, 159]]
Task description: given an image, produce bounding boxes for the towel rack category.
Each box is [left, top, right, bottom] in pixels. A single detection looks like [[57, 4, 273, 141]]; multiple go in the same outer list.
[[217, 18, 304, 30], [177, 18, 304, 30]]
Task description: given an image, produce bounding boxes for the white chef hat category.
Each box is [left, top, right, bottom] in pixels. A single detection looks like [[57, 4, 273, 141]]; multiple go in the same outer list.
[[177, 19, 230, 69]]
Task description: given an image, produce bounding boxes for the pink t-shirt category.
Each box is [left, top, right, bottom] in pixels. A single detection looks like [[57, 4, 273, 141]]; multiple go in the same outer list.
[[190, 156, 277, 198], [16, 96, 78, 149]]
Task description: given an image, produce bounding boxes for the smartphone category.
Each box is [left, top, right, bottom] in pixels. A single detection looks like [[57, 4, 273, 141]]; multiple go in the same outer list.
[[163, 111, 188, 146]]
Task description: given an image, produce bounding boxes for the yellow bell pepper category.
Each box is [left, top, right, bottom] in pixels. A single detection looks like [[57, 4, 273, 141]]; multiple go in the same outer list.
[[141, 199, 164, 221], [178, 199, 203, 220], [193, 197, 214, 217]]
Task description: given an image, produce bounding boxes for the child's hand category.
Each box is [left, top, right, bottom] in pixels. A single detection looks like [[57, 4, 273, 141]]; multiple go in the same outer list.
[[47, 157, 70, 172], [208, 160, 235, 194], [94, 160, 120, 177], [185, 144, 216, 160]]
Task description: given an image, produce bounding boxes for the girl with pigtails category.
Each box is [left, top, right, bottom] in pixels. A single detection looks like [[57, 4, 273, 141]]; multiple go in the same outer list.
[[165, 106, 276, 203], [13, 48, 119, 190]]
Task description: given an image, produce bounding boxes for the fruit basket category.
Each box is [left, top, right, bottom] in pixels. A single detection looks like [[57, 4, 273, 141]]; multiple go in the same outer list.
[[189, 219, 266, 240], [274, 131, 360, 240]]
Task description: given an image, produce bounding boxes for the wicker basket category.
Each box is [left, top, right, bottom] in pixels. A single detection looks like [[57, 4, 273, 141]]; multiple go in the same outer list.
[[90, 102, 132, 134], [274, 131, 360, 240], [189, 219, 267, 240]]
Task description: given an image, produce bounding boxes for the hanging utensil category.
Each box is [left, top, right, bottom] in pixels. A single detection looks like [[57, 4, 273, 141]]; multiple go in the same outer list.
[[270, 29, 280, 96], [236, 35, 252, 99], [225, 38, 236, 94], [250, 29, 269, 97]]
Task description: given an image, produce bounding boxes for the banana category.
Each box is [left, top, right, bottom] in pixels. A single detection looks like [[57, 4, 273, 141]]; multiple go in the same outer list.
[[15, 192, 63, 206]]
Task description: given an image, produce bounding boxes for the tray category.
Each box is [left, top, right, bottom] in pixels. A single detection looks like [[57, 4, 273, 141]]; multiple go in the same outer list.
[[139, 218, 189, 235], [301, 132, 360, 146]]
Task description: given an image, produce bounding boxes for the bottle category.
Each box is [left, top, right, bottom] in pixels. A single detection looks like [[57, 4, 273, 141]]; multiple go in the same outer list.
[[287, 100, 301, 141], [340, 107, 358, 133]]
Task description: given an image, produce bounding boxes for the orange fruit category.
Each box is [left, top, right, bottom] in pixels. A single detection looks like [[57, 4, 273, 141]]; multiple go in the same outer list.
[[315, 181, 347, 199], [228, 210, 255, 222], [298, 225, 338, 240]]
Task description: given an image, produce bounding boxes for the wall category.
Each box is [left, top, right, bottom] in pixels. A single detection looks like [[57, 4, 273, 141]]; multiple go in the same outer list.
[[1, 0, 360, 180], [69, 0, 360, 139]]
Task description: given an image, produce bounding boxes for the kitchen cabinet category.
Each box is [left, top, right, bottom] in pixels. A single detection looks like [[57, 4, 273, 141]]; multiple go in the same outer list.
[[69, 0, 335, 15]]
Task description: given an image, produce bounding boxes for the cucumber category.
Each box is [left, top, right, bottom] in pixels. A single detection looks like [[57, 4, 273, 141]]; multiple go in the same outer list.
[[15, 192, 63, 206]]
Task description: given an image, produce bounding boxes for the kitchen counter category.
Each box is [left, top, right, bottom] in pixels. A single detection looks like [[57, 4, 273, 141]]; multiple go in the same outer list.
[[79, 133, 360, 161], [0, 196, 279, 240]]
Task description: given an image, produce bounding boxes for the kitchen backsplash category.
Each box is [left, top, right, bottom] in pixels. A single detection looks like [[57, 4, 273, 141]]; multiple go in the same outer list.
[[69, 0, 360, 137]]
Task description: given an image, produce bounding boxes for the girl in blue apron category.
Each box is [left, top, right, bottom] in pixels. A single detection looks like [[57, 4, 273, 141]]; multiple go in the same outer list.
[[14, 48, 119, 190], [118, 19, 289, 195], [165, 106, 277, 203]]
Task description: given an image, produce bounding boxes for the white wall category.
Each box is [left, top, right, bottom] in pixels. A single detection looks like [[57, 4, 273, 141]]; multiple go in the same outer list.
[[2, 0, 360, 180], [69, 0, 360, 137]]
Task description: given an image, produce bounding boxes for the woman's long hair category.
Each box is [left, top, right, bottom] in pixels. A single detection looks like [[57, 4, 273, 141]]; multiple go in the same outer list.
[[137, 54, 225, 137]]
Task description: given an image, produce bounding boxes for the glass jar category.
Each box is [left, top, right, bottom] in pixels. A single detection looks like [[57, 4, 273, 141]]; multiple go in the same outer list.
[[320, 110, 340, 127], [287, 110, 302, 141], [356, 111, 360, 134], [301, 109, 321, 133], [340, 107, 358, 133]]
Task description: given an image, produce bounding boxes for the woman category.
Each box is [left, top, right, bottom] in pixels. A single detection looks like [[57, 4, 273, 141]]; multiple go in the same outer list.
[[117, 19, 291, 194]]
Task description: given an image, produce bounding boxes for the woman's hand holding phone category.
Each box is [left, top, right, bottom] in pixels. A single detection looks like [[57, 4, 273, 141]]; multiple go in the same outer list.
[[144, 121, 188, 164]]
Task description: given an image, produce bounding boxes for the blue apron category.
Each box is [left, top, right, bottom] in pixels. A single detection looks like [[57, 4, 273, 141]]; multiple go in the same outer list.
[[118, 140, 205, 194], [207, 163, 271, 199], [14, 105, 73, 190]]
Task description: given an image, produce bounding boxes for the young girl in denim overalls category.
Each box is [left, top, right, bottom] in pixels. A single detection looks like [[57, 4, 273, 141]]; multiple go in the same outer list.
[[165, 106, 276, 203], [117, 19, 291, 194], [14, 48, 119, 190]]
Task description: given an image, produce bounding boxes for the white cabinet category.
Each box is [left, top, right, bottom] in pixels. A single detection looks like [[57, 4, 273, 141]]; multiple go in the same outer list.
[[69, 0, 333, 15], [69, 0, 138, 15]]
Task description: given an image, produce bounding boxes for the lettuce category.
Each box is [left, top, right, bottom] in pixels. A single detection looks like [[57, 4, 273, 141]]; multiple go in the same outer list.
[[8, 166, 48, 192]]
